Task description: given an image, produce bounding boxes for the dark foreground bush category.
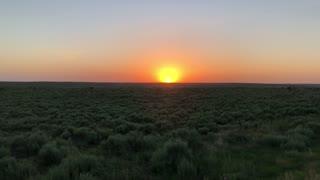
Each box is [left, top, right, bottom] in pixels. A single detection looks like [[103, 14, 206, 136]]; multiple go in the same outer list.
[[100, 131, 150, 157], [259, 135, 288, 148], [10, 132, 48, 158], [0, 146, 10, 158], [288, 125, 314, 138], [283, 138, 307, 151], [79, 173, 98, 180], [43, 155, 102, 180], [38, 142, 64, 167], [100, 134, 129, 156], [0, 157, 36, 180], [224, 132, 251, 144], [283, 125, 314, 151], [170, 128, 202, 152], [306, 121, 320, 134], [151, 139, 194, 175], [177, 158, 197, 178]]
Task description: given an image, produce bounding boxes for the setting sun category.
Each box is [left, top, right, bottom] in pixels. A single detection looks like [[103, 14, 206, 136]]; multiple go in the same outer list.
[[158, 67, 181, 83]]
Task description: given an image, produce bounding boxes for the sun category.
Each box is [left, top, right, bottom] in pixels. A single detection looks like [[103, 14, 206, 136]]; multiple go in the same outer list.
[[158, 67, 180, 83]]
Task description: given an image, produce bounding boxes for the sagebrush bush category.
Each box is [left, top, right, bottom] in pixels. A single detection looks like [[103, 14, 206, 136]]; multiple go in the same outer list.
[[38, 142, 64, 167], [70, 127, 99, 146], [288, 125, 314, 138], [79, 173, 98, 180], [100, 134, 129, 156], [100, 131, 150, 157], [10, 132, 48, 158], [197, 127, 210, 135], [177, 158, 197, 178], [170, 128, 202, 152], [151, 139, 193, 174], [0, 157, 36, 180], [43, 155, 101, 180], [0, 146, 10, 158], [283, 125, 314, 151], [283, 138, 307, 151], [115, 123, 134, 134], [224, 132, 251, 144], [259, 135, 288, 148], [306, 121, 320, 134]]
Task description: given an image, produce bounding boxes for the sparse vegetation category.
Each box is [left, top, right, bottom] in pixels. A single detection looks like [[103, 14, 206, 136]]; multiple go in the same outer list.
[[0, 83, 320, 179]]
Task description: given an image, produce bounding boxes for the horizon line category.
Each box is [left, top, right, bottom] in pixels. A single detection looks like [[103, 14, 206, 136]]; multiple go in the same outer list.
[[0, 81, 320, 85]]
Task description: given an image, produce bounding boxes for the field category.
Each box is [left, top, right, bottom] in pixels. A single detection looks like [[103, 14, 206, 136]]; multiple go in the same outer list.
[[0, 83, 320, 180]]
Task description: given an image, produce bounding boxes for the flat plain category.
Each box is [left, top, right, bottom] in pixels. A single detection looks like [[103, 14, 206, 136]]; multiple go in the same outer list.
[[0, 83, 320, 180]]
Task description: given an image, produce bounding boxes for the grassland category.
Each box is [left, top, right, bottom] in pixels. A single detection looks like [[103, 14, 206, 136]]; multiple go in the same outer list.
[[0, 83, 320, 179]]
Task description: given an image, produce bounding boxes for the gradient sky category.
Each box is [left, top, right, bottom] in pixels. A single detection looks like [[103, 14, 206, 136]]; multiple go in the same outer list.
[[1, 0, 320, 83]]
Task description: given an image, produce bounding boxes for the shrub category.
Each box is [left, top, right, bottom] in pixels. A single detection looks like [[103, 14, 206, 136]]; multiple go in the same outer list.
[[170, 128, 202, 152], [137, 124, 156, 134], [197, 127, 210, 135], [0, 157, 36, 180], [100, 134, 129, 156], [79, 173, 98, 180], [125, 131, 146, 152], [10, 132, 48, 158], [115, 123, 134, 134], [0, 146, 10, 158], [224, 132, 250, 144], [177, 158, 197, 178], [283, 138, 306, 151], [71, 127, 98, 146], [55, 138, 80, 156], [44, 155, 101, 180], [306, 121, 320, 134], [100, 157, 145, 179], [288, 125, 314, 138], [151, 139, 193, 174], [259, 135, 288, 148], [283, 125, 314, 151], [61, 129, 71, 140], [38, 142, 64, 167], [100, 132, 147, 156]]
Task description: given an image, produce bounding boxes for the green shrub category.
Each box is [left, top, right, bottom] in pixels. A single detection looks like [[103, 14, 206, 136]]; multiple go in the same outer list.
[[115, 123, 134, 134], [100, 134, 129, 156], [55, 138, 80, 156], [44, 155, 101, 180], [137, 123, 156, 134], [197, 127, 210, 135], [283, 125, 314, 151], [100, 157, 145, 179], [100, 131, 148, 156], [0, 146, 10, 158], [151, 139, 193, 174], [61, 129, 71, 140], [71, 127, 98, 146], [259, 135, 287, 148], [79, 173, 98, 180], [170, 128, 202, 152], [38, 142, 64, 167], [306, 121, 320, 134], [224, 132, 250, 144], [177, 158, 197, 178], [10, 132, 48, 158], [288, 125, 314, 138], [283, 138, 306, 151], [0, 157, 36, 180]]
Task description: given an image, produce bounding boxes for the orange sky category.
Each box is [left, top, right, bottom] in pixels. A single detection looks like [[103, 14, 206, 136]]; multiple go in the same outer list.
[[1, 1, 320, 83]]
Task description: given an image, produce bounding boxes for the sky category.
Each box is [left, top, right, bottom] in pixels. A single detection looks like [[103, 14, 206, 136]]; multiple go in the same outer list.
[[1, 0, 320, 83]]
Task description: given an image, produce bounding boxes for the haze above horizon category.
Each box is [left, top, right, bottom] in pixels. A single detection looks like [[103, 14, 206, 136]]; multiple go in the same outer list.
[[1, 0, 320, 83]]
